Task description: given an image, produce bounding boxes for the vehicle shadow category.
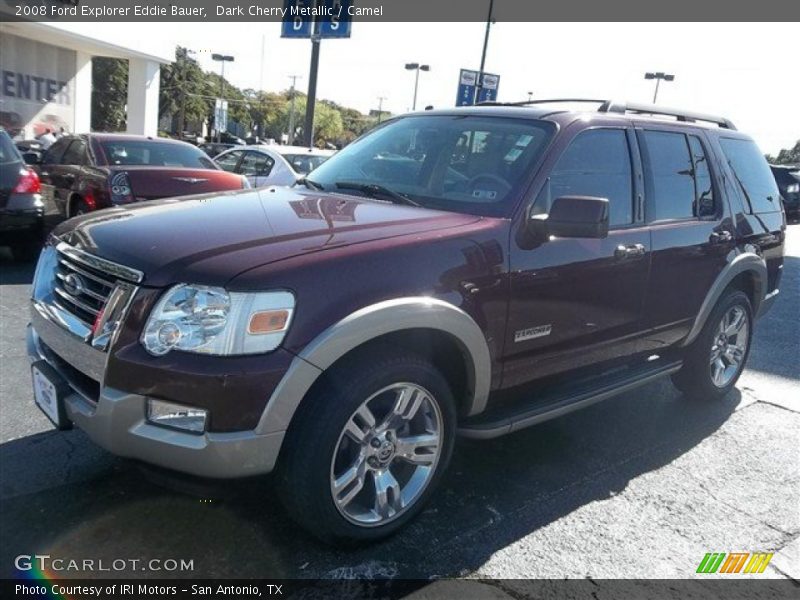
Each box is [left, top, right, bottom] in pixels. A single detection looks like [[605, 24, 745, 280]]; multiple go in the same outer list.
[[744, 255, 799, 381], [0, 379, 742, 579]]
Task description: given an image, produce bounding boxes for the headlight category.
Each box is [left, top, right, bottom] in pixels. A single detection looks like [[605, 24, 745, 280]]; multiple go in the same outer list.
[[141, 284, 294, 356], [786, 183, 800, 194]]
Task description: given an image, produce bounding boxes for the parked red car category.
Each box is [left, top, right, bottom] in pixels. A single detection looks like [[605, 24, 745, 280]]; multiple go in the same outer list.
[[31, 134, 249, 217]]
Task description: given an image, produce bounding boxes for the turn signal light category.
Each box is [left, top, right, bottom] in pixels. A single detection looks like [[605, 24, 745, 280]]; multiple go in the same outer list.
[[248, 310, 290, 335]]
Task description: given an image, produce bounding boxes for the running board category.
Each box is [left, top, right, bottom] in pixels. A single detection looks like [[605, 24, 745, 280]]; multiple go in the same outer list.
[[458, 361, 682, 440]]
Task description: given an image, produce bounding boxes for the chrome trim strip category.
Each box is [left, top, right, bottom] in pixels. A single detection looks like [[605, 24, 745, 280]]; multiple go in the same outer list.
[[91, 283, 138, 351], [58, 258, 115, 289], [56, 241, 144, 284], [33, 299, 92, 342], [56, 272, 108, 302], [30, 307, 106, 382], [54, 286, 100, 317]]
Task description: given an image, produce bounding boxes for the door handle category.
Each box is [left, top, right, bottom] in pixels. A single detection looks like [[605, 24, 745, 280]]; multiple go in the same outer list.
[[614, 243, 646, 260], [709, 231, 732, 244]]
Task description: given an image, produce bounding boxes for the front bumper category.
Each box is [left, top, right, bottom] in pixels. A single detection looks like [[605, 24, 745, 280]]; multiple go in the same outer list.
[[27, 317, 286, 479]]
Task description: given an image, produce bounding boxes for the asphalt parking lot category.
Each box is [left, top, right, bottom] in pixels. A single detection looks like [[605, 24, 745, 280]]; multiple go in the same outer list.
[[0, 220, 798, 587]]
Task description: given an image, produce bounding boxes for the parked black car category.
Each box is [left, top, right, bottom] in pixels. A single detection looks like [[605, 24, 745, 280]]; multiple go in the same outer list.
[[198, 142, 235, 158], [0, 128, 44, 261], [770, 164, 800, 220]]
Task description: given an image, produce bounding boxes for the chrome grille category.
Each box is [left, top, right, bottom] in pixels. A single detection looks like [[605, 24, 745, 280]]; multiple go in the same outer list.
[[31, 241, 143, 355], [54, 251, 117, 327]]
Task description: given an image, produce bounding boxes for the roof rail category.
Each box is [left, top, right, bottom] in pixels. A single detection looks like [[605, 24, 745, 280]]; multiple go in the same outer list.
[[474, 98, 736, 130], [602, 101, 736, 130]]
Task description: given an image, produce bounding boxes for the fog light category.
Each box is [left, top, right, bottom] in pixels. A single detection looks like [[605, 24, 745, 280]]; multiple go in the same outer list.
[[147, 399, 207, 433]]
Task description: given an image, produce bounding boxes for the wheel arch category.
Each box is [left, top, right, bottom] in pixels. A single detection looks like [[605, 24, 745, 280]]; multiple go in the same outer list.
[[255, 297, 492, 436], [681, 251, 767, 347]]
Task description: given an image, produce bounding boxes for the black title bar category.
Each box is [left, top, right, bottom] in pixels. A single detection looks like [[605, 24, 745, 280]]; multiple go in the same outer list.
[[2, 0, 799, 22]]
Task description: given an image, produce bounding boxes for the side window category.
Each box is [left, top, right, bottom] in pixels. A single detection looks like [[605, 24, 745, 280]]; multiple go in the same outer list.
[[61, 139, 87, 166], [215, 150, 242, 173], [542, 129, 633, 226], [688, 136, 715, 218], [239, 152, 274, 177], [641, 131, 695, 221], [42, 138, 70, 165], [719, 138, 781, 214]]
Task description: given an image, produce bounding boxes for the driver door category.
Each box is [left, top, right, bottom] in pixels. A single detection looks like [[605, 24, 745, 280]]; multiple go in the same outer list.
[[503, 126, 652, 387]]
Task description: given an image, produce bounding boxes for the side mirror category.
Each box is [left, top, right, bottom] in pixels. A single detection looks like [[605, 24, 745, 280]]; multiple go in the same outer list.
[[22, 152, 41, 165], [531, 195, 610, 240]]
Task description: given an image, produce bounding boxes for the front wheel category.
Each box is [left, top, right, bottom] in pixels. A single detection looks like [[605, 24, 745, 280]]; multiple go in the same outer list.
[[672, 290, 753, 400], [276, 350, 456, 544]]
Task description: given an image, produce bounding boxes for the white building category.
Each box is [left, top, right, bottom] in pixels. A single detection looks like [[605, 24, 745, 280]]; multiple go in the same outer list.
[[0, 22, 172, 139]]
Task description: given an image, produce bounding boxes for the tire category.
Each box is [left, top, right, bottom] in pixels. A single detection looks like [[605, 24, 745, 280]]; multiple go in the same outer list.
[[11, 239, 42, 262], [276, 348, 457, 544], [672, 289, 753, 400], [69, 198, 90, 218]]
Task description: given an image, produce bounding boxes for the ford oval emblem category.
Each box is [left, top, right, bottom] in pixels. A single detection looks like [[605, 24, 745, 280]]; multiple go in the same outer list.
[[63, 273, 85, 296]]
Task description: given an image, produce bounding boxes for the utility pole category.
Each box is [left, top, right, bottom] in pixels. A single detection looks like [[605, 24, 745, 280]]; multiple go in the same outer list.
[[303, 18, 322, 148], [287, 75, 301, 145], [474, 0, 495, 104], [376, 96, 387, 124]]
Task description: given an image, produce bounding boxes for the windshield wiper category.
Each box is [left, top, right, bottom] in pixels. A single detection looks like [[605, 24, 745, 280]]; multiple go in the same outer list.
[[296, 177, 324, 191], [335, 181, 420, 207]]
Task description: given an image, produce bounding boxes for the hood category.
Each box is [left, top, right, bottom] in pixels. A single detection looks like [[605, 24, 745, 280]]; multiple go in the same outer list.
[[54, 187, 480, 287]]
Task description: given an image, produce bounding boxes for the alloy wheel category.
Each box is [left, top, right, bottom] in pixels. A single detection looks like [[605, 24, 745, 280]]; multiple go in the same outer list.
[[709, 304, 750, 388], [329, 382, 443, 527]]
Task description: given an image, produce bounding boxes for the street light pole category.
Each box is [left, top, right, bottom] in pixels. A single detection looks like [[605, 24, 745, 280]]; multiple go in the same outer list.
[[287, 75, 301, 145], [475, 0, 495, 104], [644, 71, 675, 103], [404, 63, 430, 111], [212, 53, 234, 142]]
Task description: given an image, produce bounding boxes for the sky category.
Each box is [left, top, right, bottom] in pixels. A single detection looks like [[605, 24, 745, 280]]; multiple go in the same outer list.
[[115, 21, 799, 154]]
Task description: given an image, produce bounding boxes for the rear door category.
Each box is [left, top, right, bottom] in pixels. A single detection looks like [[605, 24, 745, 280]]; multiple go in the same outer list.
[[504, 124, 651, 386], [636, 126, 732, 350], [238, 150, 276, 188]]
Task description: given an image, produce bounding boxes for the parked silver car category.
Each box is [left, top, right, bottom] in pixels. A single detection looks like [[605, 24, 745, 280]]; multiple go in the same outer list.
[[214, 144, 334, 188]]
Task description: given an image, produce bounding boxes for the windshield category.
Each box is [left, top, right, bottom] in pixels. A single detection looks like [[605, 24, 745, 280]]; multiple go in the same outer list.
[[282, 153, 329, 174], [308, 115, 554, 217], [100, 140, 216, 169]]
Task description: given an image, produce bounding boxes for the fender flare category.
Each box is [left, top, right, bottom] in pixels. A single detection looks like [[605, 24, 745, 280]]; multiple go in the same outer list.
[[255, 297, 492, 435], [681, 251, 767, 347]]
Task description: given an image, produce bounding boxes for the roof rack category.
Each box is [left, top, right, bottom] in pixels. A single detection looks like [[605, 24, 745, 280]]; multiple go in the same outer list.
[[475, 98, 736, 130]]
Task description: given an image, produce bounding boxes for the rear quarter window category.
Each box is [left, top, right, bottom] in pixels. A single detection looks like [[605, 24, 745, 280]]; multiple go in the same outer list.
[[719, 138, 781, 214]]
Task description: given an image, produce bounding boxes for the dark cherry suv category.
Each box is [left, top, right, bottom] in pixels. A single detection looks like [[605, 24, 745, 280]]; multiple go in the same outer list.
[[27, 100, 784, 543]]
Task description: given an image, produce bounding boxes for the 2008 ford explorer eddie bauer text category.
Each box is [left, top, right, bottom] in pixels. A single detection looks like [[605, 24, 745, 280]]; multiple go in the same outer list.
[[28, 100, 785, 543]]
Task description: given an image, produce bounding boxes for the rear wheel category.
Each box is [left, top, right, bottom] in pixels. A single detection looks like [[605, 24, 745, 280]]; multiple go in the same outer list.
[[672, 290, 753, 400], [276, 349, 456, 544], [69, 198, 90, 218]]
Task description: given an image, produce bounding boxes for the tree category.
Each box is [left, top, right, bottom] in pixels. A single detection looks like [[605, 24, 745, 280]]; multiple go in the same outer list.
[[765, 140, 800, 165], [91, 57, 128, 132], [159, 47, 209, 134]]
